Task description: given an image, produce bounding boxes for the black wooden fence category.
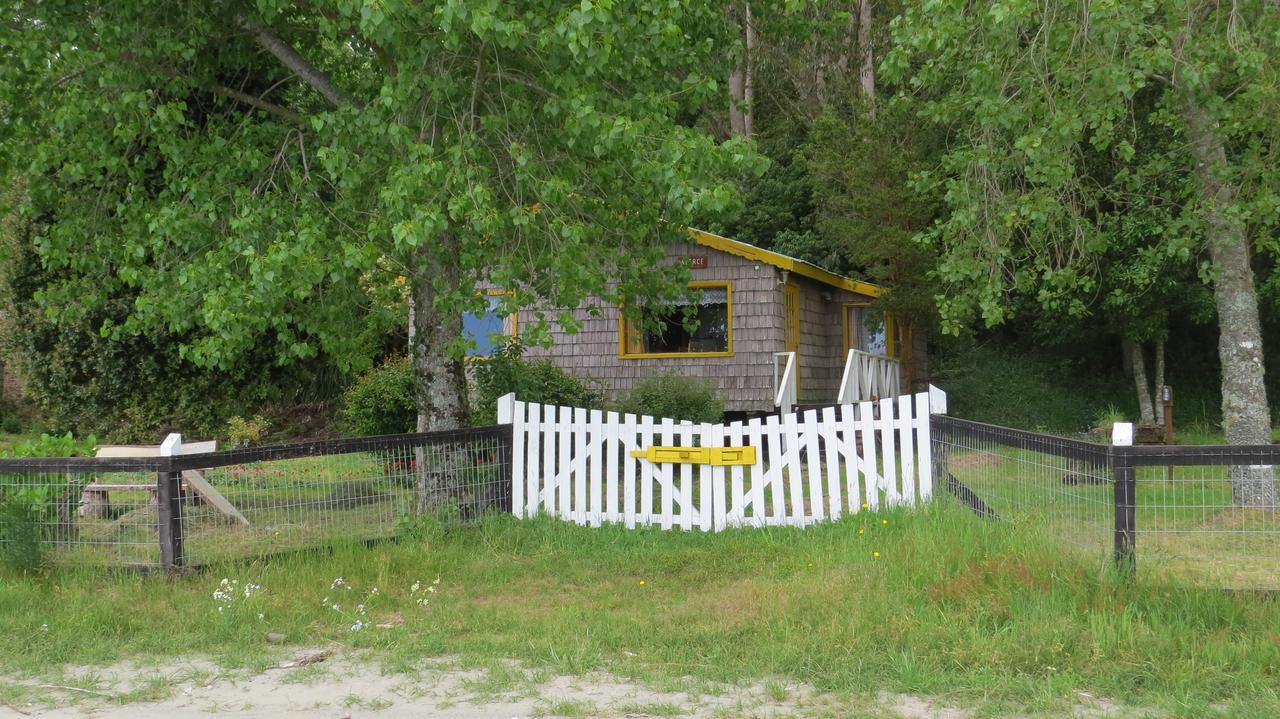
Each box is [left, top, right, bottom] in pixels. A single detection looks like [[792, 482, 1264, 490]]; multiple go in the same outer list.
[[932, 415, 1280, 589], [0, 426, 513, 571]]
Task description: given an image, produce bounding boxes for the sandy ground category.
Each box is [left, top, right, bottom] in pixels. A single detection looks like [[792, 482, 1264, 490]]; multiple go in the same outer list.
[[0, 650, 1126, 719]]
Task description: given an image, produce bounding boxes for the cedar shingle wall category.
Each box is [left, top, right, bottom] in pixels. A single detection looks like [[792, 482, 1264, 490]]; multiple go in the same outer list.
[[489, 242, 873, 413]]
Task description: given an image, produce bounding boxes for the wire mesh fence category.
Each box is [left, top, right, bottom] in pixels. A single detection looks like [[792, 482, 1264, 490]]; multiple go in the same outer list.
[[932, 416, 1280, 590], [0, 427, 512, 570], [931, 416, 1115, 564], [1127, 446, 1279, 590]]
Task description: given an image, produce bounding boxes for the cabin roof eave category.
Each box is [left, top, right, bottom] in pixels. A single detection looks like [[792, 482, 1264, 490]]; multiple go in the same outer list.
[[686, 228, 885, 298]]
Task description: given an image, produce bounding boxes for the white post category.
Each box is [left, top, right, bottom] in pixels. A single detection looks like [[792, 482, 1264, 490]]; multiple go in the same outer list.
[[497, 392, 516, 425], [1111, 422, 1134, 447], [159, 432, 183, 457], [927, 385, 948, 415]]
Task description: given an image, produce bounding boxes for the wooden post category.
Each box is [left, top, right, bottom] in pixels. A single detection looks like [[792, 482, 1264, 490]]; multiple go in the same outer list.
[[157, 433, 185, 570]]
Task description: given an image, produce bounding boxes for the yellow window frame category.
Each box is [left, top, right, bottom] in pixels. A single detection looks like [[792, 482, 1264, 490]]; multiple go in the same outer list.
[[465, 289, 519, 361], [842, 302, 899, 359], [618, 281, 734, 359]]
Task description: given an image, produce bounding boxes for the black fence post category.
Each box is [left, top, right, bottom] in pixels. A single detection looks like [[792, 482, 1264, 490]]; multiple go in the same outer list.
[[156, 464, 185, 571], [1113, 447, 1136, 577]]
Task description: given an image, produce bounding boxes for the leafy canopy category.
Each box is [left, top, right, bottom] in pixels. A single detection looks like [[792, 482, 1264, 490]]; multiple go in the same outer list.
[[884, 0, 1280, 335], [1, 1, 760, 373]]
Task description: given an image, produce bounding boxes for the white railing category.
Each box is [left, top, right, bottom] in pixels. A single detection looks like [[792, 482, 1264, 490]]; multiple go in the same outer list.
[[837, 348, 903, 405], [497, 388, 946, 531], [774, 351, 797, 416]]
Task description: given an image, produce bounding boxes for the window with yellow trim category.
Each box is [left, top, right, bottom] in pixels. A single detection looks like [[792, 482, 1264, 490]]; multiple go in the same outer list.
[[843, 304, 899, 358], [621, 283, 732, 357], [464, 291, 517, 358]]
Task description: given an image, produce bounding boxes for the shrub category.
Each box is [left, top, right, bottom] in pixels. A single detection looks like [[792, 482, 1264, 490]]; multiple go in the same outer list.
[[615, 373, 724, 423], [339, 356, 416, 436], [471, 342, 602, 426], [0, 432, 97, 571], [225, 415, 272, 448]]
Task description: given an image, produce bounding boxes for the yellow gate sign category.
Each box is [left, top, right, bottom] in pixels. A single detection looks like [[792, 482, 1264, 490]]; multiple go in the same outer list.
[[629, 446, 757, 466]]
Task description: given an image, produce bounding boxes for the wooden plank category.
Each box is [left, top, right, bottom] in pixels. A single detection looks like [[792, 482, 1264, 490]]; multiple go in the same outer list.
[[623, 413, 639, 529], [510, 400, 525, 518], [726, 421, 745, 527], [678, 422, 694, 531], [526, 402, 543, 518], [605, 410, 620, 524], [840, 404, 861, 515], [915, 391, 934, 501], [95, 440, 217, 459], [639, 414, 656, 527], [588, 409, 605, 526], [560, 406, 575, 522], [573, 407, 589, 525], [763, 415, 786, 525], [701, 422, 717, 532], [746, 417, 766, 527], [857, 400, 877, 511], [879, 397, 898, 508], [181, 470, 249, 526], [659, 417, 675, 530], [802, 409, 824, 525], [544, 403, 559, 516], [821, 406, 842, 520], [898, 394, 916, 506], [782, 412, 805, 527]]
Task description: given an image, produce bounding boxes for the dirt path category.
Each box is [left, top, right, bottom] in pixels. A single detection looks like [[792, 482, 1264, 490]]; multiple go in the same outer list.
[[0, 651, 1122, 719]]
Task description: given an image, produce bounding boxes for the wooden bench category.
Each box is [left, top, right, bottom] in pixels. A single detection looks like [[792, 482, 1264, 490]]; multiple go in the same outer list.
[[78, 440, 249, 526]]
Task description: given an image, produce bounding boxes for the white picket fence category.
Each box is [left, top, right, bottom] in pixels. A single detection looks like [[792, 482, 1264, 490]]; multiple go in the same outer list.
[[496, 388, 944, 531]]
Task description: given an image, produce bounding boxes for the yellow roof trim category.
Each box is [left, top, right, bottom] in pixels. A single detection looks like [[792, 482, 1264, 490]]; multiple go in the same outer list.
[[686, 228, 885, 298]]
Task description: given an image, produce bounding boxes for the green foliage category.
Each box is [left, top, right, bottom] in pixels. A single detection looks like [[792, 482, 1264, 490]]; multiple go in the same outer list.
[[615, 373, 723, 424], [0, 431, 96, 571], [934, 344, 1131, 434], [0, 0, 761, 433], [883, 1, 1278, 336], [4, 432, 98, 459], [224, 415, 272, 448], [339, 356, 416, 437], [471, 342, 602, 427], [0, 211, 348, 441]]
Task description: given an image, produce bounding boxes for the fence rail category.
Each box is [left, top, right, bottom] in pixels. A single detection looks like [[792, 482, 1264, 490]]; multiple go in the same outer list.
[[931, 415, 1280, 590], [837, 348, 903, 405], [0, 426, 513, 571]]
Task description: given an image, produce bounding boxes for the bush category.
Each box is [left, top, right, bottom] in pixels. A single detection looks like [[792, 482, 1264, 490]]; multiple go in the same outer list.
[[471, 342, 602, 426], [0, 432, 97, 571], [339, 356, 416, 436], [615, 373, 724, 424], [224, 415, 272, 448]]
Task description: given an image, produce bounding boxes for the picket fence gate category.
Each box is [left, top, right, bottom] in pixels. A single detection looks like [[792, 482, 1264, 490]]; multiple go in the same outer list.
[[496, 388, 945, 531]]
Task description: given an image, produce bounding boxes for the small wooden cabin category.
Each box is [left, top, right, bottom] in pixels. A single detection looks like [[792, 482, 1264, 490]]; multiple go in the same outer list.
[[468, 229, 901, 415]]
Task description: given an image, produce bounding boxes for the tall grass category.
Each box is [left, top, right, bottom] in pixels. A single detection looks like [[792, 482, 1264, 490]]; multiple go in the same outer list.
[[1, 504, 1277, 716]]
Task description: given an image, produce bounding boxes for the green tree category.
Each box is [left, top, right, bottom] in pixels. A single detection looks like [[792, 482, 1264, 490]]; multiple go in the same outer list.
[[887, 0, 1280, 505], [2, 2, 758, 504]]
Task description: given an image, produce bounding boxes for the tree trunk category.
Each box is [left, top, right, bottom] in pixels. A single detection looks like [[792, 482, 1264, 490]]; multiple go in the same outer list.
[[1182, 91, 1277, 507], [857, 0, 876, 111], [410, 240, 471, 514], [1124, 337, 1156, 425], [728, 2, 753, 137], [1153, 338, 1165, 399]]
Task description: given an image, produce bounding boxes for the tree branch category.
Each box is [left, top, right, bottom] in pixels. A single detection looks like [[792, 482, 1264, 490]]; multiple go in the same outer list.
[[236, 15, 358, 108], [213, 84, 305, 124]]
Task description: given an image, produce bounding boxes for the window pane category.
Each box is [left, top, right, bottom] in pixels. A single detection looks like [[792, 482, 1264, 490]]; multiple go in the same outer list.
[[858, 308, 887, 356], [639, 286, 729, 354], [463, 295, 506, 357]]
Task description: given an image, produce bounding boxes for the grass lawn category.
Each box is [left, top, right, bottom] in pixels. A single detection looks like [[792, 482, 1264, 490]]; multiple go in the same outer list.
[[1, 503, 1278, 717]]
